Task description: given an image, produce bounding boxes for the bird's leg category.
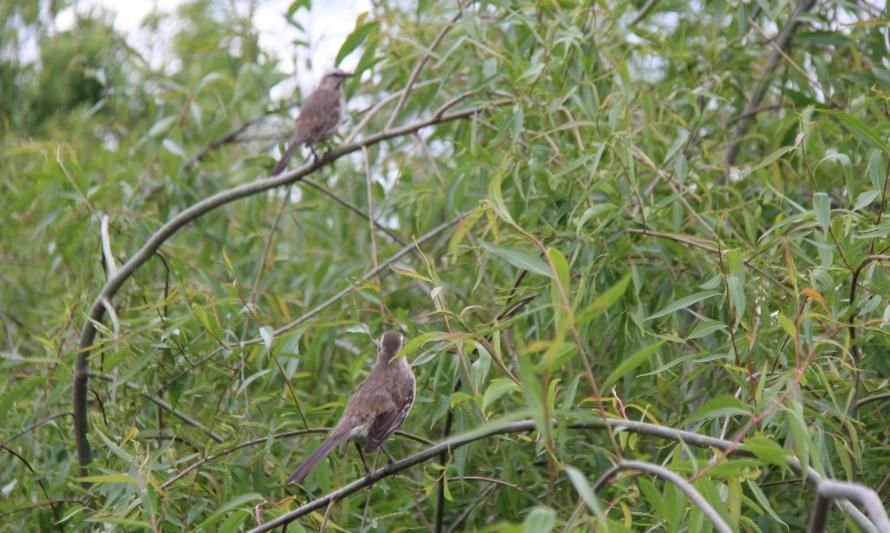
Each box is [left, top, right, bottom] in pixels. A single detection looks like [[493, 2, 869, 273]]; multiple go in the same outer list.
[[354, 440, 372, 478], [308, 145, 320, 164], [380, 445, 396, 465]]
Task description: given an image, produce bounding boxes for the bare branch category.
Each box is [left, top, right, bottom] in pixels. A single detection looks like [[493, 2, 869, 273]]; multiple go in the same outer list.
[[807, 478, 889, 533]]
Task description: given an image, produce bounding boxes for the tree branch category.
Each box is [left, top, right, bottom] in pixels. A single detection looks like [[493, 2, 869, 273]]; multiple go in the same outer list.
[[725, 0, 816, 167], [72, 103, 501, 480], [593, 460, 732, 533], [245, 417, 880, 532]]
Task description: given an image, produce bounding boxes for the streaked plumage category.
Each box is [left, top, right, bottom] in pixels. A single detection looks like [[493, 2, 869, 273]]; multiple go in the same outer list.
[[287, 331, 415, 485]]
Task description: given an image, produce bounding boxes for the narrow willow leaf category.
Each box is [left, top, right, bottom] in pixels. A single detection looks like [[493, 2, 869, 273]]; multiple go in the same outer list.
[[644, 291, 721, 321], [195, 493, 264, 531], [566, 466, 604, 517], [746, 479, 788, 526], [523, 506, 556, 533], [480, 241, 551, 277], [813, 192, 830, 233], [578, 273, 631, 326], [487, 168, 515, 224], [601, 340, 665, 389], [335, 21, 379, 66], [684, 395, 751, 424], [482, 378, 519, 412], [821, 109, 888, 151]]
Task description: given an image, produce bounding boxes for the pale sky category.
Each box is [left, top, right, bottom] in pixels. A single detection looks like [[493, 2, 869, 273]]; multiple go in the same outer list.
[[55, 0, 372, 96]]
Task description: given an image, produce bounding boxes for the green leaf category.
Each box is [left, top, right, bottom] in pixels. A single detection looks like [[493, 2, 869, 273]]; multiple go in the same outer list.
[[480, 242, 551, 277], [565, 466, 604, 517], [852, 190, 879, 211], [686, 320, 728, 340], [548, 247, 571, 326], [335, 21, 379, 66], [259, 326, 274, 351], [601, 340, 665, 389], [737, 145, 797, 177], [821, 109, 888, 151], [742, 434, 790, 469], [746, 479, 788, 527], [75, 474, 137, 485], [487, 167, 515, 224], [577, 273, 631, 326], [523, 506, 556, 533], [147, 115, 176, 137], [482, 378, 520, 412], [644, 291, 721, 321], [684, 395, 751, 424], [195, 493, 264, 531], [813, 192, 830, 233], [777, 314, 797, 337]]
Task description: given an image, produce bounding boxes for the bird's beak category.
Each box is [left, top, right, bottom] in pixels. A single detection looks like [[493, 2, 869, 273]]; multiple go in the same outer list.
[[342, 71, 354, 78]]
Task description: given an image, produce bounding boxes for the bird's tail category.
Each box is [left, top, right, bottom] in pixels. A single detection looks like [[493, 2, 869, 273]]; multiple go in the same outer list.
[[270, 133, 305, 176], [287, 429, 348, 485]]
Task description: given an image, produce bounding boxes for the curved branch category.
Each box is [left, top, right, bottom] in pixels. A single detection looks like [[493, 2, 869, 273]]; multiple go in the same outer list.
[[592, 460, 732, 533], [807, 480, 890, 533], [72, 103, 502, 479]]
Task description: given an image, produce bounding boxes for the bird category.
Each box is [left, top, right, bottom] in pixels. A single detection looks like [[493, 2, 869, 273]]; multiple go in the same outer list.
[[287, 331, 415, 485], [271, 68, 353, 176]]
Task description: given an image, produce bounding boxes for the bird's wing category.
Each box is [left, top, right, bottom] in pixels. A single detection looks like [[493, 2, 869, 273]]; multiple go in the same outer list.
[[363, 379, 415, 452]]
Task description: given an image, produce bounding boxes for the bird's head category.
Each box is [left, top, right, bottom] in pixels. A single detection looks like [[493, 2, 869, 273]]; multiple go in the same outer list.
[[377, 331, 405, 363], [319, 69, 353, 90]]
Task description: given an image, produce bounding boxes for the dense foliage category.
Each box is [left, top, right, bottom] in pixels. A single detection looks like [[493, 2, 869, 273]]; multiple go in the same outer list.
[[2, 0, 888, 530]]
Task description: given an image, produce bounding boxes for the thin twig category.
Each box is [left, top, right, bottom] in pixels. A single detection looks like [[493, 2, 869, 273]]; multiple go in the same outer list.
[[302, 178, 406, 245], [363, 146, 380, 282], [89, 372, 223, 443], [343, 78, 442, 145], [384, 7, 464, 130], [0, 412, 73, 448], [269, 210, 473, 338], [628, 0, 658, 26], [627, 227, 790, 293]]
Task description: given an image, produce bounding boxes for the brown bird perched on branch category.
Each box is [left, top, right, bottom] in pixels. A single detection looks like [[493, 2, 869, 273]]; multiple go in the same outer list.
[[271, 68, 353, 175], [287, 331, 415, 485]]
